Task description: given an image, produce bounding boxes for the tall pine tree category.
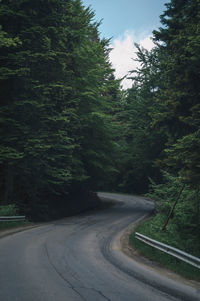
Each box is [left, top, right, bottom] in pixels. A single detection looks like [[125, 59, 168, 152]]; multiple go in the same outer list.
[[0, 0, 118, 219], [153, 0, 200, 186]]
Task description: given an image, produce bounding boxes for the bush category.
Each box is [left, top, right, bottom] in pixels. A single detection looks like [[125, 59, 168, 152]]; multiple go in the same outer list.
[[0, 204, 18, 216], [145, 171, 200, 257]]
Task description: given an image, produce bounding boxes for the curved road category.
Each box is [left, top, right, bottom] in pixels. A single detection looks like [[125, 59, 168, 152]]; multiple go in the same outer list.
[[0, 193, 199, 301]]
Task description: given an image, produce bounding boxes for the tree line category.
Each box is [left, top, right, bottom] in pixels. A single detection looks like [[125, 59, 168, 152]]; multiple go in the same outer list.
[[0, 0, 118, 219], [113, 0, 200, 253]]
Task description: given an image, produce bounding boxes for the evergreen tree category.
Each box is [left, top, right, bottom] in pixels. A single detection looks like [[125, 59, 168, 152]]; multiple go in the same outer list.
[[115, 45, 166, 193], [145, 0, 200, 236], [153, 0, 200, 186], [0, 0, 118, 219]]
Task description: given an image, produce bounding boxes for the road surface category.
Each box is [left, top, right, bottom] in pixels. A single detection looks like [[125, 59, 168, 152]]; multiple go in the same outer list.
[[0, 192, 199, 301]]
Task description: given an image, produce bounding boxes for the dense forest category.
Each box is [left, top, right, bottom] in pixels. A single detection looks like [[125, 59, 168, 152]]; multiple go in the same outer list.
[[0, 0, 119, 219], [0, 0, 200, 260], [125, 0, 200, 261]]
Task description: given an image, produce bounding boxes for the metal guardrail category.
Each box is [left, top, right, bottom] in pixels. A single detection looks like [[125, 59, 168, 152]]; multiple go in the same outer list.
[[0, 216, 26, 222], [135, 232, 200, 269]]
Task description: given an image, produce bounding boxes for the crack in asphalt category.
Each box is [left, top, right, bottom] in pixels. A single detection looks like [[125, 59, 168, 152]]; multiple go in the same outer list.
[[44, 243, 87, 301], [44, 243, 111, 301], [92, 288, 112, 301]]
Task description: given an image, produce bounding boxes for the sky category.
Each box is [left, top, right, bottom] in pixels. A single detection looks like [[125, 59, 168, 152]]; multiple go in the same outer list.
[[82, 0, 167, 89]]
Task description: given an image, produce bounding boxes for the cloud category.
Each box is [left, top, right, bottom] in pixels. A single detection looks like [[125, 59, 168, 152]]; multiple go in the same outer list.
[[109, 30, 155, 89]]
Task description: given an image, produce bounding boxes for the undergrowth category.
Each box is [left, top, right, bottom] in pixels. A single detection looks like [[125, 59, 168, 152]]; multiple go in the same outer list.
[[130, 215, 200, 282], [130, 172, 200, 282], [0, 205, 30, 231]]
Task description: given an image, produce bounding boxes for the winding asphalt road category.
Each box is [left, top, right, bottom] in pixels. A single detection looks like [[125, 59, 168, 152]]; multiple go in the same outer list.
[[0, 192, 199, 301]]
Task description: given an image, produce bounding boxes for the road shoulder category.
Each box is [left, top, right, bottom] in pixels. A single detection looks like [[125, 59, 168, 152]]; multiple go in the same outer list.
[[0, 224, 40, 239], [120, 218, 200, 291]]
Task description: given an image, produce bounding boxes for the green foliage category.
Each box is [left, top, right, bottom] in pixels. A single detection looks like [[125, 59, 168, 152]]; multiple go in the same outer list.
[[0, 204, 18, 216], [0, 0, 119, 219], [0, 24, 21, 48], [124, 1, 200, 278], [165, 130, 200, 186], [0, 221, 30, 231], [130, 222, 200, 281], [147, 171, 200, 235], [153, 0, 200, 186], [147, 172, 183, 214], [113, 46, 166, 193]]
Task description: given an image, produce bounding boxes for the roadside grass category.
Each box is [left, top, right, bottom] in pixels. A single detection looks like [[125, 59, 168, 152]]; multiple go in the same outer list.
[[0, 220, 32, 231], [0, 204, 31, 231], [129, 215, 200, 282]]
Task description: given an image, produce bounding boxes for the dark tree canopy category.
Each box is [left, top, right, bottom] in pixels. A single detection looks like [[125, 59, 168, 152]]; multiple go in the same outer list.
[[0, 0, 118, 219], [153, 0, 200, 186]]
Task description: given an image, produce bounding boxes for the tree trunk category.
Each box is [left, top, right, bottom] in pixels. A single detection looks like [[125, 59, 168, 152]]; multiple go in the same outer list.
[[162, 184, 185, 231]]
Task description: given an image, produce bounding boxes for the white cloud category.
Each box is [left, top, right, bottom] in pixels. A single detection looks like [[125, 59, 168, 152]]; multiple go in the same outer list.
[[109, 30, 155, 89]]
